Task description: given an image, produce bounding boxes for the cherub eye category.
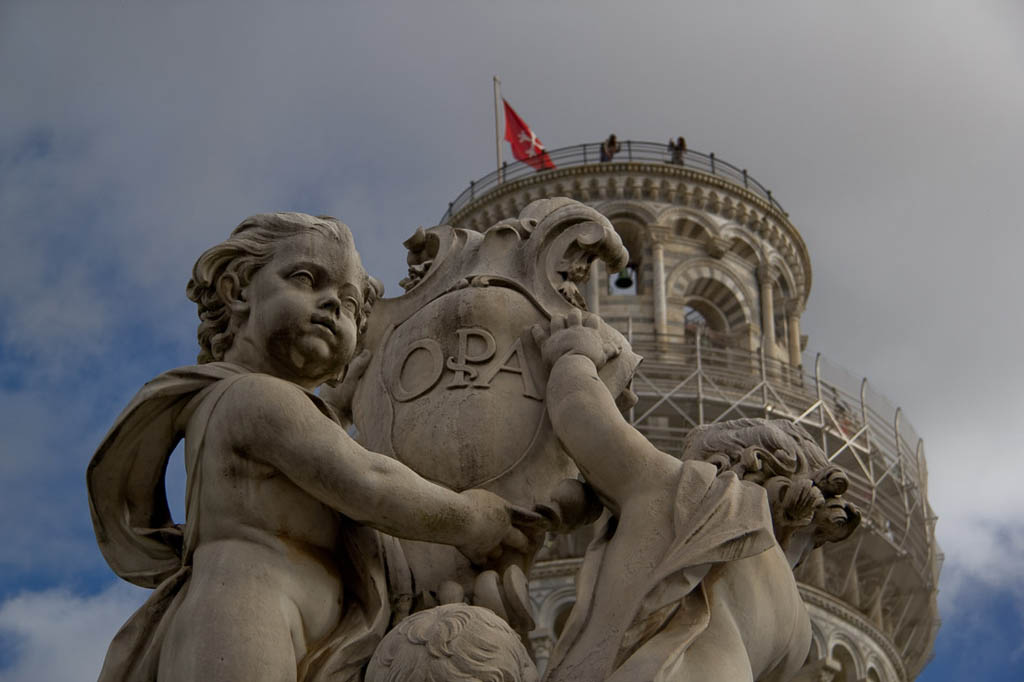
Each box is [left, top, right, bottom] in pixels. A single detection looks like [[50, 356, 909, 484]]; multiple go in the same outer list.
[[341, 297, 360, 315], [290, 270, 315, 287]]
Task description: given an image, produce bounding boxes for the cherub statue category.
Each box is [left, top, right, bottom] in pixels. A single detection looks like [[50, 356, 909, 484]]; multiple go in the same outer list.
[[87, 213, 532, 682], [365, 604, 538, 682], [532, 310, 859, 682], [326, 198, 631, 634]]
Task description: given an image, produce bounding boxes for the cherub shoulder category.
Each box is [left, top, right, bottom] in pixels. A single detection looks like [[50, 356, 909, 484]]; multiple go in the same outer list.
[[210, 373, 335, 445]]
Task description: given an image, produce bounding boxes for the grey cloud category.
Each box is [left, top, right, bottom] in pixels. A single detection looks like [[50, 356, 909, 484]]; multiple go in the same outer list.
[[1, 0, 1022, 648]]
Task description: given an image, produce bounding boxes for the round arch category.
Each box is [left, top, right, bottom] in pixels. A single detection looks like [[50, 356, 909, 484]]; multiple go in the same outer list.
[[718, 223, 764, 267], [666, 258, 755, 328], [808, 622, 826, 662], [606, 215, 648, 265], [551, 602, 574, 638], [682, 295, 731, 332], [864, 654, 888, 682], [593, 199, 659, 226], [536, 586, 578, 636], [828, 634, 864, 682], [766, 249, 799, 301], [598, 210, 651, 294], [653, 205, 721, 235]]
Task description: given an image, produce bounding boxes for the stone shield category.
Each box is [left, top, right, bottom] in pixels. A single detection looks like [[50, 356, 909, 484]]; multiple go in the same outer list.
[[351, 198, 631, 509], [378, 283, 548, 492]]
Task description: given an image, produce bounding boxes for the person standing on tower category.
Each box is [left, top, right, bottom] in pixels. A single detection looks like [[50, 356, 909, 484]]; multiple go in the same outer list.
[[600, 134, 620, 162], [669, 136, 686, 165]]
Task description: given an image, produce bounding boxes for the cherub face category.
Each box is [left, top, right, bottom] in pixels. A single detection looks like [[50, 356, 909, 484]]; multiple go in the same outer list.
[[235, 230, 364, 387]]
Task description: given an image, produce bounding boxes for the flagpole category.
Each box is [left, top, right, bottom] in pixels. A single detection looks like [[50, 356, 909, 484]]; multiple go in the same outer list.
[[493, 75, 503, 184]]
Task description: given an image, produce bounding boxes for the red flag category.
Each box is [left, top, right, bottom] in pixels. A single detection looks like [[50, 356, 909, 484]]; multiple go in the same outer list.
[[503, 100, 555, 170]]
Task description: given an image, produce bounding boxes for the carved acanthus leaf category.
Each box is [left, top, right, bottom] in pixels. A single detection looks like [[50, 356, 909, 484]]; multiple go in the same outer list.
[[517, 198, 628, 309], [680, 418, 861, 567]]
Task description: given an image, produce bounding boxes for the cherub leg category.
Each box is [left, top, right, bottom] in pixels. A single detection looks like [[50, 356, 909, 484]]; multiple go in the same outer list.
[[159, 578, 301, 682]]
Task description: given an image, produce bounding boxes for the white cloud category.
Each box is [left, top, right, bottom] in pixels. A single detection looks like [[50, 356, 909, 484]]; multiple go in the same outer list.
[[0, 582, 146, 682], [938, 521, 1024, 604]]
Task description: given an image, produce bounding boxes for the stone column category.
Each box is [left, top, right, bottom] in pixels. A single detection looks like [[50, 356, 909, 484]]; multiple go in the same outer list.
[[587, 260, 601, 316], [757, 265, 777, 354], [786, 299, 804, 366], [530, 634, 553, 677], [652, 241, 667, 339]]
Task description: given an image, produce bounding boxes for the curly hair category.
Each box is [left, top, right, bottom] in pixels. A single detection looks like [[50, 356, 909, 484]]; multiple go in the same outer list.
[[365, 604, 538, 682], [680, 418, 860, 555], [185, 212, 381, 364], [680, 418, 829, 485]]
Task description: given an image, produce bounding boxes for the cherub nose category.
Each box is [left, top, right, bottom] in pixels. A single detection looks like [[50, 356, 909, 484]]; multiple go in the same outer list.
[[319, 293, 341, 317]]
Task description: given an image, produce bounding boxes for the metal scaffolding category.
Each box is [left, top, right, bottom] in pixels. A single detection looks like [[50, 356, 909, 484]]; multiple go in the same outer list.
[[442, 135, 940, 679], [619, 328, 941, 676]]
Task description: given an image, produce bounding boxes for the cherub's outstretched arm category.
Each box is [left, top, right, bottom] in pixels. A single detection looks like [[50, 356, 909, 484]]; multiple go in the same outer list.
[[218, 374, 529, 564], [535, 311, 678, 511]]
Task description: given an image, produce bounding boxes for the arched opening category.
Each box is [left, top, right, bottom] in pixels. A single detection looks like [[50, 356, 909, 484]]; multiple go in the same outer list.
[[610, 266, 638, 295], [676, 278, 748, 350], [806, 636, 822, 662], [684, 304, 710, 327], [552, 602, 574, 638], [730, 238, 759, 267], [608, 217, 647, 295], [667, 261, 755, 351], [831, 643, 858, 682], [770, 274, 794, 347], [674, 216, 713, 242], [683, 300, 728, 336]]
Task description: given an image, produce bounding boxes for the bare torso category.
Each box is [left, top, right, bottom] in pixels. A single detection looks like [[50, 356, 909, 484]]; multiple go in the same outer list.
[[681, 545, 811, 682], [158, 390, 350, 681], [152, 370, 513, 681]]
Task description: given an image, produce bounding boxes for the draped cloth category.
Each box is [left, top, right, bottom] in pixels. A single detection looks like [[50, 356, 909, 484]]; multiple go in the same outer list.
[[87, 363, 398, 682], [544, 461, 777, 682]]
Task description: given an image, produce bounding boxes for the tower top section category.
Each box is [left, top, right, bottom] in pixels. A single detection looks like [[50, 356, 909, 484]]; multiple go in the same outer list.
[[441, 140, 813, 308], [438, 144, 939, 678]]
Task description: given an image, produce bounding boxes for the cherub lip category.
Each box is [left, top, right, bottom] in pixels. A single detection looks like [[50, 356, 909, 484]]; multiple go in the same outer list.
[[310, 316, 338, 336]]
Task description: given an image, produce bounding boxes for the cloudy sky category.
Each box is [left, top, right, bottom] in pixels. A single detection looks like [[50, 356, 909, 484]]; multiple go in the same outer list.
[[1, 1, 1022, 679]]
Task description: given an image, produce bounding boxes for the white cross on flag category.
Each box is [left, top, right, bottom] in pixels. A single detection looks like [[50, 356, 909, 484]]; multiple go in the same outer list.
[[503, 99, 555, 170]]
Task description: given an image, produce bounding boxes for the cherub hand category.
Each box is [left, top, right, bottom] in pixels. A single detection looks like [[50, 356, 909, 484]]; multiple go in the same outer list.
[[535, 478, 604, 533], [531, 308, 620, 370], [472, 564, 537, 633], [456, 489, 542, 566], [320, 348, 372, 425]]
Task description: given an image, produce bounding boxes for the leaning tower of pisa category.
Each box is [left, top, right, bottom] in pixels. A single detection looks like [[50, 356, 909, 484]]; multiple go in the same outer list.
[[438, 140, 941, 681]]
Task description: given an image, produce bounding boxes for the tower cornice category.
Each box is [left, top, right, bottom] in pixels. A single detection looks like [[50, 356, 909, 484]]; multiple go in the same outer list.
[[445, 160, 812, 303]]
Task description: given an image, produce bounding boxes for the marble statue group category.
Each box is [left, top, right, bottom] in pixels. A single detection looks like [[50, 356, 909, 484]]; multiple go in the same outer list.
[[87, 200, 860, 681]]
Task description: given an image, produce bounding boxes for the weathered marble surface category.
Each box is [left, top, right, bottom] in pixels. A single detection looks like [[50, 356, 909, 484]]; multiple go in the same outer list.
[[338, 198, 631, 634], [88, 202, 859, 682], [88, 213, 535, 682], [365, 603, 538, 682], [533, 311, 859, 681]]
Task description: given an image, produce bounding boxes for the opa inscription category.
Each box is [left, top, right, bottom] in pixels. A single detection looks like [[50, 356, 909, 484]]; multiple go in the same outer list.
[[390, 327, 541, 402]]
